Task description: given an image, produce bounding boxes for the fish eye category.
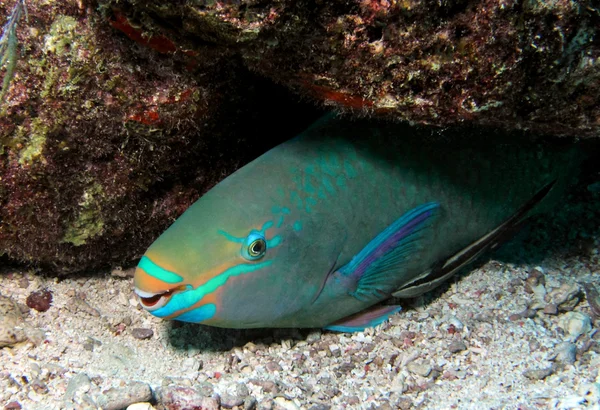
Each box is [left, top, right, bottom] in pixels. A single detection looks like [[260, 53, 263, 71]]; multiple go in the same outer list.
[[249, 239, 266, 257], [242, 231, 267, 260]]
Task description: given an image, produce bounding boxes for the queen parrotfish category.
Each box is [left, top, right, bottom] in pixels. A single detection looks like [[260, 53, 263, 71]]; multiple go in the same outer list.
[[133, 114, 581, 332]]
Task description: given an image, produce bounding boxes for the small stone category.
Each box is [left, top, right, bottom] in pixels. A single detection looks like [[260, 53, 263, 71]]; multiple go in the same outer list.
[[26, 289, 53, 312], [265, 361, 282, 372], [508, 313, 522, 321], [4, 402, 21, 410], [554, 342, 577, 365], [83, 337, 102, 352], [558, 312, 592, 339], [306, 330, 322, 343], [448, 340, 467, 353], [94, 381, 152, 410], [328, 343, 341, 357], [131, 328, 154, 340], [406, 362, 432, 377], [549, 283, 581, 311], [0, 307, 27, 348], [31, 379, 49, 394], [221, 393, 244, 409], [525, 268, 546, 291], [126, 403, 155, 410], [523, 366, 555, 380], [72, 297, 101, 317], [17, 277, 29, 289], [520, 309, 537, 319], [244, 396, 257, 410], [65, 373, 92, 400], [248, 379, 278, 394], [445, 315, 464, 331], [308, 405, 331, 410], [543, 304, 559, 315], [111, 267, 136, 278], [395, 397, 413, 410], [273, 397, 300, 410], [195, 382, 214, 397], [156, 386, 218, 410], [582, 282, 600, 318]]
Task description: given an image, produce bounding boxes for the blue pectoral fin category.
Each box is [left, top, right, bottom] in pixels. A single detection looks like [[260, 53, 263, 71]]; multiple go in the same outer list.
[[325, 305, 402, 332], [339, 202, 439, 302]]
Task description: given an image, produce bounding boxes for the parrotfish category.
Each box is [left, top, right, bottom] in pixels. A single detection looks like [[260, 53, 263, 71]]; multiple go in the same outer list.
[[134, 115, 581, 332]]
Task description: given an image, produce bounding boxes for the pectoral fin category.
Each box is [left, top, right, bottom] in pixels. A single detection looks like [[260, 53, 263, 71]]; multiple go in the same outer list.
[[325, 305, 402, 332], [339, 202, 440, 302], [393, 180, 557, 298]]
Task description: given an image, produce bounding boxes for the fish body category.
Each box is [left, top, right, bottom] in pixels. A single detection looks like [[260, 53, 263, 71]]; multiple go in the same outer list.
[[134, 115, 580, 331]]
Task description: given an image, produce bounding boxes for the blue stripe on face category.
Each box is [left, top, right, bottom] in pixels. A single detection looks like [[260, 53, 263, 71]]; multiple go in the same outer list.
[[138, 256, 183, 284], [175, 304, 217, 323], [151, 260, 273, 319]]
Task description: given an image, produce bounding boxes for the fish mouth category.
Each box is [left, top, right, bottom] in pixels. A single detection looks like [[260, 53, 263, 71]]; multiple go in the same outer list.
[[134, 286, 185, 310]]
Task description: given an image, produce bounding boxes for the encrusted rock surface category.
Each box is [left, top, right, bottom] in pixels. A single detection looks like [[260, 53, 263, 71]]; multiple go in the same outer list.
[[102, 0, 600, 137], [0, 0, 319, 272], [1, 0, 599, 272]]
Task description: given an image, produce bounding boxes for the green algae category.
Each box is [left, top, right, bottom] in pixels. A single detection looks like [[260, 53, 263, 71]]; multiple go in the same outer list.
[[62, 183, 105, 246], [18, 118, 48, 165], [44, 15, 79, 55]]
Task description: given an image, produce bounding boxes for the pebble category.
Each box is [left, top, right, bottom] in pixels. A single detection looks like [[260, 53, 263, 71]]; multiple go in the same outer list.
[[244, 396, 258, 410], [558, 312, 592, 339], [251, 379, 279, 394], [543, 304, 559, 315], [221, 382, 250, 407], [93, 381, 152, 410], [71, 297, 101, 317], [554, 342, 577, 365], [83, 337, 102, 352], [582, 282, 600, 317], [407, 362, 432, 377], [30, 379, 49, 394], [306, 330, 322, 343], [111, 267, 136, 278], [17, 277, 29, 289], [64, 373, 92, 401], [126, 403, 155, 410], [220, 393, 245, 408], [274, 397, 301, 410], [131, 328, 154, 340], [328, 343, 341, 357], [265, 361, 282, 372], [308, 405, 331, 410], [448, 340, 467, 353], [445, 315, 464, 331], [0, 295, 27, 347], [523, 366, 555, 380], [156, 385, 219, 410], [549, 283, 581, 311], [519, 309, 537, 319], [4, 402, 21, 410], [25, 289, 53, 312], [525, 268, 546, 290]]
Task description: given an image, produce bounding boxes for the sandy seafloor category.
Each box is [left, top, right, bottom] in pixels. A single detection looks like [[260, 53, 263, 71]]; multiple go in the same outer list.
[[1, 181, 599, 410]]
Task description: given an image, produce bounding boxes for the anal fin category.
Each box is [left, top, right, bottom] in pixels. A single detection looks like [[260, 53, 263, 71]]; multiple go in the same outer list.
[[393, 180, 557, 298], [325, 305, 402, 333], [340, 202, 439, 302]]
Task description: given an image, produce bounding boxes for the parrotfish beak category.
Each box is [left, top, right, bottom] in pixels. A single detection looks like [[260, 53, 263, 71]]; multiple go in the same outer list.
[[133, 254, 187, 312]]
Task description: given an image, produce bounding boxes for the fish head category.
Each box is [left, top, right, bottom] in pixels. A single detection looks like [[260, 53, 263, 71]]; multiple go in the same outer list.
[[133, 173, 337, 328]]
